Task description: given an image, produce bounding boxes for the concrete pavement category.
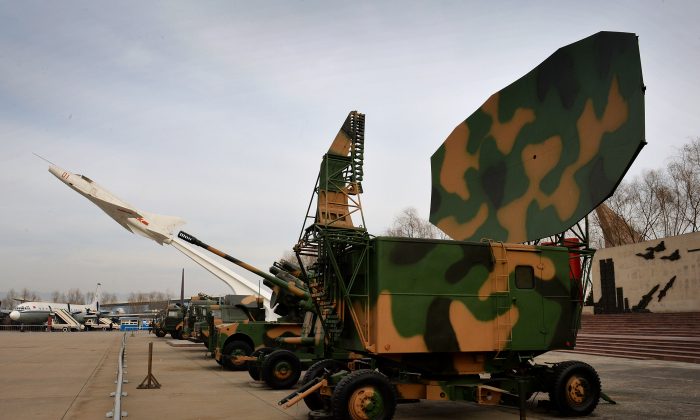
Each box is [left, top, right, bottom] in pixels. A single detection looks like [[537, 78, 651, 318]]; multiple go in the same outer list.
[[0, 330, 698, 419]]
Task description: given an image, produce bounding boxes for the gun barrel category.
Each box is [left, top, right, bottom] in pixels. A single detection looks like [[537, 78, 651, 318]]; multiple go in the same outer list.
[[177, 231, 310, 299]]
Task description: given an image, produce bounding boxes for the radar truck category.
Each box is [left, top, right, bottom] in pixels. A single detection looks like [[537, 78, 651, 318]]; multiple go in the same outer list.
[[278, 32, 645, 419], [190, 31, 644, 419]]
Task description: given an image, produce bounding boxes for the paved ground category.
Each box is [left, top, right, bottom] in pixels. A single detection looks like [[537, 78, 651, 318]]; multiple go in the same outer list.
[[0, 330, 698, 419]]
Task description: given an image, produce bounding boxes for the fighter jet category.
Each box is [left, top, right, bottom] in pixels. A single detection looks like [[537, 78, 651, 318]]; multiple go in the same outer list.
[[43, 158, 272, 306], [48, 163, 184, 245]]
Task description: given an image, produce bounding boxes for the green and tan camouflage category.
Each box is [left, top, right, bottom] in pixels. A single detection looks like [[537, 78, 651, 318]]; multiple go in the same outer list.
[[281, 33, 645, 417], [192, 295, 265, 350], [333, 236, 575, 374], [182, 293, 220, 341], [150, 309, 166, 337], [430, 31, 645, 243], [177, 231, 326, 374], [161, 303, 186, 339]]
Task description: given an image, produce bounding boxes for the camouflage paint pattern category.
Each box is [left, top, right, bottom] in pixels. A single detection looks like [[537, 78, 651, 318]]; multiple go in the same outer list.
[[316, 111, 364, 227], [430, 31, 645, 243], [333, 236, 573, 375], [213, 321, 303, 362]]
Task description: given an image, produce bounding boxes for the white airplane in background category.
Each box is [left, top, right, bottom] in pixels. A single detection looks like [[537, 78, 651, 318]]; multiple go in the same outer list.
[[42, 158, 273, 308], [9, 283, 103, 324]]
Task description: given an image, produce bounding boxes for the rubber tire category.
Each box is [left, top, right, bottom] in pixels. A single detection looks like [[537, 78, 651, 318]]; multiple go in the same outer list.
[[260, 350, 302, 389], [248, 347, 274, 381], [61, 327, 69, 332], [331, 369, 396, 420], [170, 330, 181, 340], [222, 340, 253, 371], [550, 361, 601, 416], [155, 329, 166, 338], [301, 359, 345, 411]]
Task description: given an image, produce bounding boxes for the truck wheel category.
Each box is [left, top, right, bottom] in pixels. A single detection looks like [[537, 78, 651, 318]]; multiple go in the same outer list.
[[62, 327, 69, 332], [331, 369, 396, 420], [248, 347, 274, 380], [301, 359, 345, 411], [261, 350, 301, 389], [155, 329, 166, 338], [222, 340, 253, 371], [170, 330, 180, 339], [550, 361, 601, 416]]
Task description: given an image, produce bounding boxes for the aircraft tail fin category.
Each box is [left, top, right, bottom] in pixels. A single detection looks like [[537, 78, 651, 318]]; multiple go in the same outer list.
[[141, 211, 186, 235], [90, 283, 102, 311]]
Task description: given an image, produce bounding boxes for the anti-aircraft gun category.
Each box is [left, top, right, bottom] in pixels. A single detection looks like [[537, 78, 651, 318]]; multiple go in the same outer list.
[[177, 231, 331, 386], [278, 32, 645, 419]]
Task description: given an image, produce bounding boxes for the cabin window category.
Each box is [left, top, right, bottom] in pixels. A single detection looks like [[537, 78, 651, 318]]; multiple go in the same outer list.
[[515, 265, 535, 289]]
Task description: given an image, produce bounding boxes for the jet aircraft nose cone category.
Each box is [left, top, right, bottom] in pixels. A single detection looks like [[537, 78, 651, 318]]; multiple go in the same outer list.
[[48, 165, 63, 179], [9, 310, 20, 321]]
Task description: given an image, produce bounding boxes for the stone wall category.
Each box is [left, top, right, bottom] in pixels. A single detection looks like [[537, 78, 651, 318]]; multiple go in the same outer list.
[[592, 231, 700, 313]]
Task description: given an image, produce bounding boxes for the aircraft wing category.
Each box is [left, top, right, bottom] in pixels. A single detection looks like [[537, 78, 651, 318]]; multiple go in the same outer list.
[[84, 195, 144, 233]]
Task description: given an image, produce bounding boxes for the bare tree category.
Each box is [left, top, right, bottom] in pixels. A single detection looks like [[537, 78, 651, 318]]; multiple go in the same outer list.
[[384, 207, 448, 239], [101, 292, 118, 304], [50, 290, 66, 302], [127, 291, 166, 303], [668, 137, 700, 232], [1, 289, 18, 309], [592, 137, 700, 245], [65, 288, 85, 304], [281, 250, 317, 270], [19, 288, 39, 301]]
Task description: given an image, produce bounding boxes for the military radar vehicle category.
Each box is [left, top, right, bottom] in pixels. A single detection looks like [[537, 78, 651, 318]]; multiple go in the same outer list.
[[278, 32, 645, 419]]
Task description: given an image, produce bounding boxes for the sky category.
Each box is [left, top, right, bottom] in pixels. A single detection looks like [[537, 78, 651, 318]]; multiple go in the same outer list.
[[1, 1, 699, 301]]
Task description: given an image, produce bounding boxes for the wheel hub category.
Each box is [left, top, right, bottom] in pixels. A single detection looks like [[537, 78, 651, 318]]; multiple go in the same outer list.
[[566, 375, 588, 405], [230, 350, 246, 366], [348, 386, 381, 420], [274, 361, 292, 380]]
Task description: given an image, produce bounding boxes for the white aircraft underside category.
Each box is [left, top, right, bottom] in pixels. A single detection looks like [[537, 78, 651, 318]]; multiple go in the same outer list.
[[45, 162, 273, 310]]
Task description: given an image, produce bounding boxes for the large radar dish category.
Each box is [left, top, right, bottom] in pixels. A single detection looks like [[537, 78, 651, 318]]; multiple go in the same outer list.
[[430, 31, 645, 243]]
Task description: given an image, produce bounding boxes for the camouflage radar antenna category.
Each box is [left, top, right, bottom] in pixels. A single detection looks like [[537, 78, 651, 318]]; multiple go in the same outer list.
[[430, 31, 645, 244], [295, 110, 371, 347]]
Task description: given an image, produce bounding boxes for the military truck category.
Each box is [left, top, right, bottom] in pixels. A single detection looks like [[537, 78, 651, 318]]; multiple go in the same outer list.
[[194, 295, 267, 352], [274, 32, 645, 419], [151, 309, 167, 337], [159, 303, 187, 339], [181, 293, 220, 340]]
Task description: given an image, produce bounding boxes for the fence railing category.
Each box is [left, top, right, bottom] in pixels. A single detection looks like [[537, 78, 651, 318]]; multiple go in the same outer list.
[[0, 325, 124, 332], [0, 325, 51, 332], [107, 332, 128, 418]]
